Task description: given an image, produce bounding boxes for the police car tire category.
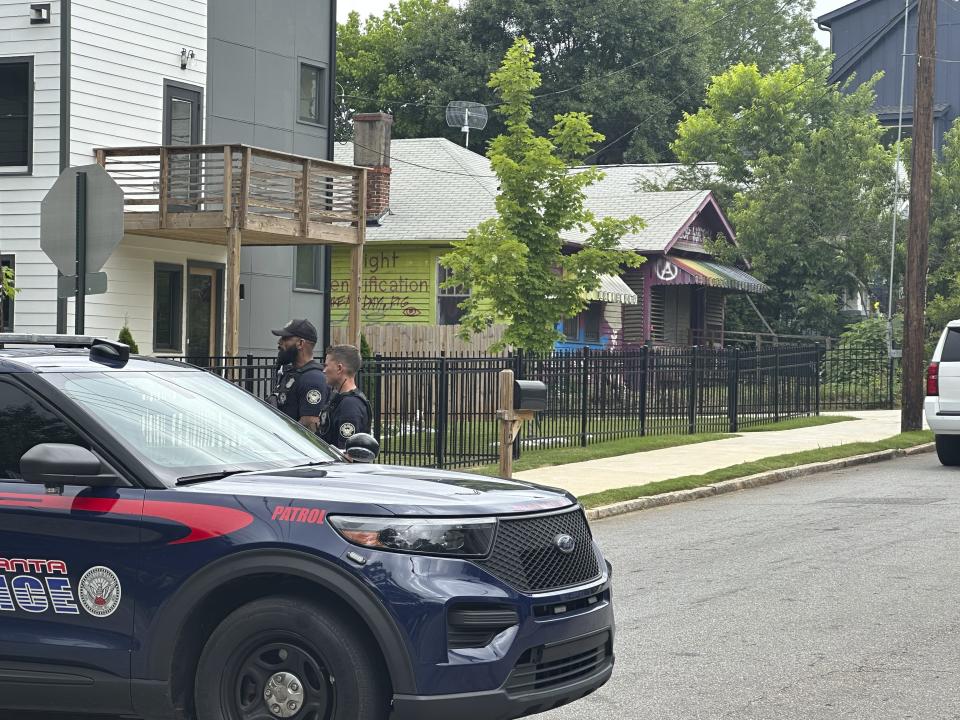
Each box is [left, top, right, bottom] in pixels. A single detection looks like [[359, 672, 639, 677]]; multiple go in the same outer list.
[[194, 595, 389, 720]]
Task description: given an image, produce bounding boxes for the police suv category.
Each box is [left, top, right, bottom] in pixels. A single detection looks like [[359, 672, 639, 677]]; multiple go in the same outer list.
[[0, 335, 614, 720]]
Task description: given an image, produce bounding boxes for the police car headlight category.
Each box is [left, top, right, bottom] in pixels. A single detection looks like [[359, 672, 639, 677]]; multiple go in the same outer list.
[[329, 516, 496, 557]]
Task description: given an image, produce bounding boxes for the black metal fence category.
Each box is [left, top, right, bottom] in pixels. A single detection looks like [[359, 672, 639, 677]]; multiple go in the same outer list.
[[180, 343, 897, 470]]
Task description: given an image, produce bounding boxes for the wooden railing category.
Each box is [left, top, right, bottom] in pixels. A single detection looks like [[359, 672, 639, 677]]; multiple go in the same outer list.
[[95, 144, 366, 244]]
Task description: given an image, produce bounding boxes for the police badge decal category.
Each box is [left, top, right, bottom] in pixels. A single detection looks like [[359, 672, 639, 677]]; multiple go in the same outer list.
[[78, 566, 122, 618], [306, 389, 323, 405], [340, 422, 356, 438]]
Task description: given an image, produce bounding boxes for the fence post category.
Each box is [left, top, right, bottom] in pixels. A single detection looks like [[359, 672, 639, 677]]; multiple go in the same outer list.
[[688, 345, 698, 435], [639, 345, 649, 437], [774, 345, 781, 422], [580, 348, 590, 447], [244, 354, 254, 393], [373, 353, 383, 442], [815, 343, 822, 416], [434, 352, 448, 469], [888, 355, 896, 410], [728, 347, 739, 433]]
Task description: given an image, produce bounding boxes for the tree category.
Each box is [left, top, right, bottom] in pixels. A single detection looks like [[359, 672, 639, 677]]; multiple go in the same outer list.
[[1, 264, 17, 304], [336, 0, 473, 142], [672, 62, 897, 336], [926, 121, 960, 338], [440, 38, 644, 354], [691, 0, 826, 77]]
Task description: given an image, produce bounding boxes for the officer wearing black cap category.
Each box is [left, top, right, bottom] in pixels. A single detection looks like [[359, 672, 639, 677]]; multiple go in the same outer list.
[[319, 344, 372, 449], [267, 319, 329, 433]]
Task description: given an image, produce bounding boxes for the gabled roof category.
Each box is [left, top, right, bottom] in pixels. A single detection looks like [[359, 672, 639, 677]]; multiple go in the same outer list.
[[334, 138, 498, 241], [816, 0, 879, 27], [334, 139, 731, 253]]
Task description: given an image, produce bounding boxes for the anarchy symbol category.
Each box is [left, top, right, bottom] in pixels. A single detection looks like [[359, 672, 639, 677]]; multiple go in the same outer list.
[[656, 258, 679, 282]]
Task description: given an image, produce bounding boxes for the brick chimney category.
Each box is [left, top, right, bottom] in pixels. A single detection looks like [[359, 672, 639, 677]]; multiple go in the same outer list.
[[353, 112, 393, 221]]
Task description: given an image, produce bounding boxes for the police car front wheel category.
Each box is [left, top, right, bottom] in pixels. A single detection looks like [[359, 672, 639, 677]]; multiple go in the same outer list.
[[194, 595, 389, 720]]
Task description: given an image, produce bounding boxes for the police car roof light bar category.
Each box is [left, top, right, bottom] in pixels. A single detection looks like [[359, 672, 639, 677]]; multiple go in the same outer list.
[[0, 334, 130, 367]]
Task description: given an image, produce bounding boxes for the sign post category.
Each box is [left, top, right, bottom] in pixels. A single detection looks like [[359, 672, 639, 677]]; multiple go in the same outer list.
[[41, 164, 123, 334]]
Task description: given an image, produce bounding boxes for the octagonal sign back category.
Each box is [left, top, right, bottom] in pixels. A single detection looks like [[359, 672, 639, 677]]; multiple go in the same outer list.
[[40, 164, 124, 275]]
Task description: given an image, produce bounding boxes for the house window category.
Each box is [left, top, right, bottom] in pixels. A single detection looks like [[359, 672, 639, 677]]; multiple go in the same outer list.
[[295, 246, 324, 292], [584, 302, 603, 343], [0, 58, 32, 173], [154, 263, 183, 352], [1, 256, 13, 332], [299, 63, 327, 125], [437, 262, 469, 325], [562, 316, 579, 340]]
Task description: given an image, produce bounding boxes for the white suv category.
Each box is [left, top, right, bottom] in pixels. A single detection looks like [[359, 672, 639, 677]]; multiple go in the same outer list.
[[925, 320, 960, 465]]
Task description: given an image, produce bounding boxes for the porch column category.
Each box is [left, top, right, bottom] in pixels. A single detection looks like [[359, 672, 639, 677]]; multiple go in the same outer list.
[[225, 226, 242, 357], [348, 243, 363, 346]]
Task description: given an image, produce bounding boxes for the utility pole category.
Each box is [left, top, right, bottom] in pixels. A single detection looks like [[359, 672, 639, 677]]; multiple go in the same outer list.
[[902, 0, 937, 431]]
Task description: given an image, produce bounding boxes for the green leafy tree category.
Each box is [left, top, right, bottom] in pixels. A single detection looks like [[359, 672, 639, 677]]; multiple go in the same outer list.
[[671, 62, 896, 336], [336, 0, 471, 141], [0, 265, 15, 302], [440, 38, 644, 354], [691, 0, 826, 77], [926, 121, 960, 342]]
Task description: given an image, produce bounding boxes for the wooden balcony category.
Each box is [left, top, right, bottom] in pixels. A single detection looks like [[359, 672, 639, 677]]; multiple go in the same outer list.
[[95, 144, 367, 355]]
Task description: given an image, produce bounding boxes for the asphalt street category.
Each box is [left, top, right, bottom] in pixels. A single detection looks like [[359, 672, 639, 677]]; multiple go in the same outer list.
[[537, 453, 960, 720]]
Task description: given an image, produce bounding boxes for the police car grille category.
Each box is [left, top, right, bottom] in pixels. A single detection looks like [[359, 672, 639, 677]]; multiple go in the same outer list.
[[476, 508, 600, 593]]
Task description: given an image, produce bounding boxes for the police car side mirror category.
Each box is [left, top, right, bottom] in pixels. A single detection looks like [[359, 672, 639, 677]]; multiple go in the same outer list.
[[344, 433, 380, 464], [20, 444, 127, 491]]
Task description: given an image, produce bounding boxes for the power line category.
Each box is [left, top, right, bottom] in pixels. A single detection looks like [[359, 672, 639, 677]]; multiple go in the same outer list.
[[338, 0, 781, 113]]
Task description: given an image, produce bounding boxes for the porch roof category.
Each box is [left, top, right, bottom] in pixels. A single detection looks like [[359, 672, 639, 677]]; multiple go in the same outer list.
[[588, 274, 639, 305], [670, 256, 769, 294]]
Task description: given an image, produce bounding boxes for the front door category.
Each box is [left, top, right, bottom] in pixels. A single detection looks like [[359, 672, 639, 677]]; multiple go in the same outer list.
[[186, 267, 220, 366], [0, 377, 143, 713]]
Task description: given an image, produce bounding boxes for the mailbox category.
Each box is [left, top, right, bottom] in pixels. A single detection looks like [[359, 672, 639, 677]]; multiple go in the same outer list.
[[513, 380, 548, 412]]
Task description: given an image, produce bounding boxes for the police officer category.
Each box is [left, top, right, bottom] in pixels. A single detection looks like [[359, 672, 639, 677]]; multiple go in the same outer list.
[[267, 319, 329, 433], [319, 344, 372, 448]]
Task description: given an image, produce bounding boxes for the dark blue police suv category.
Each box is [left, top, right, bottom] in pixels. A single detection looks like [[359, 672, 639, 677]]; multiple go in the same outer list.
[[0, 336, 614, 720]]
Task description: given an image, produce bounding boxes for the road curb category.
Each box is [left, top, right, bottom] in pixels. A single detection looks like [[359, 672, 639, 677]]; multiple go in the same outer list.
[[585, 442, 936, 522]]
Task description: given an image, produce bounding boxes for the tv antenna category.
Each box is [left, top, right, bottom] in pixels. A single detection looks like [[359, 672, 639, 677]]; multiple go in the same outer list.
[[445, 101, 488, 149]]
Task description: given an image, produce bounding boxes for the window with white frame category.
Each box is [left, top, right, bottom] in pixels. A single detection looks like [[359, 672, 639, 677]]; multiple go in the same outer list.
[[437, 262, 469, 325], [295, 246, 324, 292], [299, 63, 327, 125]]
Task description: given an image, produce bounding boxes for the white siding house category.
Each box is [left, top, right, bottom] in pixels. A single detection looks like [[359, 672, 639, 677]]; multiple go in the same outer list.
[[0, 0, 220, 351], [0, 0, 63, 333], [1, 0, 348, 356]]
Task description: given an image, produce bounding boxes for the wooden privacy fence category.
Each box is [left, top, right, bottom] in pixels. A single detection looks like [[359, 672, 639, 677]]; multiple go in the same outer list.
[[332, 323, 508, 356]]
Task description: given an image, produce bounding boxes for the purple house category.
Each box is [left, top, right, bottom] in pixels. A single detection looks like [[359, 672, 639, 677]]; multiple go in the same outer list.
[[561, 166, 769, 348]]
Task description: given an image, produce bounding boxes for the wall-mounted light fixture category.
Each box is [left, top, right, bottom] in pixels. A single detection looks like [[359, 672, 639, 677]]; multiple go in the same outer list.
[[30, 3, 51, 24], [180, 48, 195, 70]]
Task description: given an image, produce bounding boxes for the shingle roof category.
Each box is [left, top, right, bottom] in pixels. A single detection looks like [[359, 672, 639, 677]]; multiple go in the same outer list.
[[334, 139, 719, 252], [334, 138, 498, 241]]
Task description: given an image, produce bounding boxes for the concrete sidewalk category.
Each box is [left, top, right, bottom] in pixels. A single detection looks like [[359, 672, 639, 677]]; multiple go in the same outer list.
[[514, 411, 921, 497]]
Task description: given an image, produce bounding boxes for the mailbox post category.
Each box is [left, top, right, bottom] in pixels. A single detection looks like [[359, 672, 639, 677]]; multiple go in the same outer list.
[[497, 370, 547, 479]]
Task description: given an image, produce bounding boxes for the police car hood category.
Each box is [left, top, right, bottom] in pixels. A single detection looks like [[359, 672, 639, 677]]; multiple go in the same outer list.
[[177, 464, 576, 516]]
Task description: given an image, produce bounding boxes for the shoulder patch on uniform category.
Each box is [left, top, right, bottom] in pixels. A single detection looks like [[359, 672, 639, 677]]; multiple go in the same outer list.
[[339, 422, 356, 439], [306, 389, 323, 405]]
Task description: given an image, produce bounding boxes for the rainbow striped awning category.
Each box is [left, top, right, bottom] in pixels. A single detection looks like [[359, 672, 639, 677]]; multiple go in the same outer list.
[[668, 256, 769, 294]]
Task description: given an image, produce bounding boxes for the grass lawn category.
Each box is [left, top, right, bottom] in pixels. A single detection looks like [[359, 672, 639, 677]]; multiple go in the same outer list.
[[578, 430, 934, 510], [737, 415, 857, 432], [464, 414, 860, 478]]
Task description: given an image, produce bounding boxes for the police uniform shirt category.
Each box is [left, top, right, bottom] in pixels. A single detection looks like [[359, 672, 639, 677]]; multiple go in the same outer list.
[[275, 361, 329, 422], [320, 390, 371, 449]]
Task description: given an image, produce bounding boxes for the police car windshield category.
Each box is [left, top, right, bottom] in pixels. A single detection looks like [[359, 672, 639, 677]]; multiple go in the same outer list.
[[44, 370, 339, 485]]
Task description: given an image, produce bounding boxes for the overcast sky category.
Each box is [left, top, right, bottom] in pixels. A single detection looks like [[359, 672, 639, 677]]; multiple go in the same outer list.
[[337, 0, 850, 45]]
